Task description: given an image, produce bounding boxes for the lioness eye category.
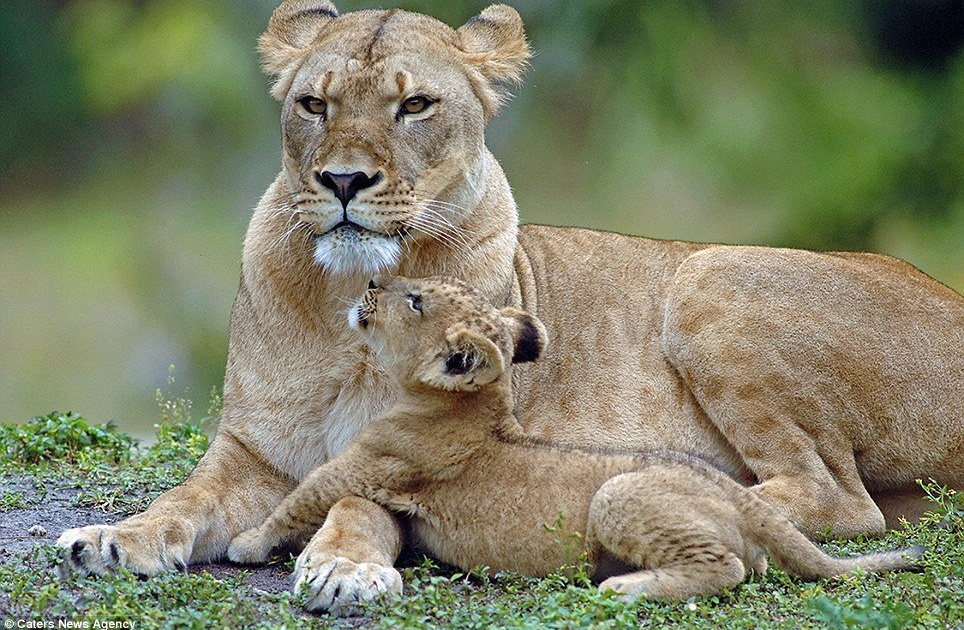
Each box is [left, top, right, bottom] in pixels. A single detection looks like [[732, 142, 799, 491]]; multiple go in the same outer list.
[[297, 96, 327, 117], [407, 294, 422, 313], [399, 96, 434, 116]]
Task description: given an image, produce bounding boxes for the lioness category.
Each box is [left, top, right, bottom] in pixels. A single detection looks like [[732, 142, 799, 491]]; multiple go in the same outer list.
[[227, 274, 922, 603], [57, 0, 962, 614]]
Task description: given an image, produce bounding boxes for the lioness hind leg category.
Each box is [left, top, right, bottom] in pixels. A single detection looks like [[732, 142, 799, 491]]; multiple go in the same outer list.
[[599, 555, 746, 602], [662, 248, 899, 539]]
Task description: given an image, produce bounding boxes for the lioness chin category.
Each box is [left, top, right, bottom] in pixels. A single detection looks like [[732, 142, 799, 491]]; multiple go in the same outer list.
[[57, 0, 962, 615]]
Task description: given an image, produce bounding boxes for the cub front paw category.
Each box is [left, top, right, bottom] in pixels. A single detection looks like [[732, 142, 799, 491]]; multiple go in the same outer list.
[[56, 517, 194, 578], [227, 528, 272, 564], [293, 553, 403, 615]]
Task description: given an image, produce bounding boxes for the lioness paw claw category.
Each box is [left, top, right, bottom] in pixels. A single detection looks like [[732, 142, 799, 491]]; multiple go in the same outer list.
[[56, 519, 193, 579], [292, 555, 402, 615], [56, 526, 110, 576]]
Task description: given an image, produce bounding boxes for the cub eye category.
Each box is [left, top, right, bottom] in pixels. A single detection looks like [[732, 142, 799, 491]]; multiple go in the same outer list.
[[297, 96, 327, 117], [407, 294, 422, 313], [399, 96, 435, 117]]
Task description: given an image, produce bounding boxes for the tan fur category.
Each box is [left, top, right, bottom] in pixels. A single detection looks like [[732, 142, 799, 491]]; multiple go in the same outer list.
[[57, 1, 962, 614], [227, 276, 922, 602]]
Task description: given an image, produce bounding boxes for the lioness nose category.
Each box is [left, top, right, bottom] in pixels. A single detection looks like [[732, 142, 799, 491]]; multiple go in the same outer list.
[[317, 170, 381, 210]]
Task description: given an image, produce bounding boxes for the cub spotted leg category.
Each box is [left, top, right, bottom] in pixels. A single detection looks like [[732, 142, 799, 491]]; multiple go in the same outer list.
[[227, 449, 404, 615], [589, 472, 752, 601], [599, 557, 747, 603], [229, 453, 366, 564]]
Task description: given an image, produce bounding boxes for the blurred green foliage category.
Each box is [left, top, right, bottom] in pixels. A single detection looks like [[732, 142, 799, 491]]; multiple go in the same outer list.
[[0, 411, 135, 465], [0, 0, 961, 434]]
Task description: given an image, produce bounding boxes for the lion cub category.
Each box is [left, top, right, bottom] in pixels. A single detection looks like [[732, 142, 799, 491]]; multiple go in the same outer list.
[[228, 275, 920, 601]]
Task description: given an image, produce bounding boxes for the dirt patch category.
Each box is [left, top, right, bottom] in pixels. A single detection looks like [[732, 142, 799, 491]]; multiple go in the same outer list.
[[0, 475, 294, 595]]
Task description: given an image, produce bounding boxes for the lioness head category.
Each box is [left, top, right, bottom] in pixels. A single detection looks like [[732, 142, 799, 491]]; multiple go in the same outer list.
[[349, 275, 546, 391], [261, 1, 531, 276]]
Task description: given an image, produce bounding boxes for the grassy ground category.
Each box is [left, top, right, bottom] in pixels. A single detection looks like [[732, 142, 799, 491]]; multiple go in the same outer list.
[[0, 409, 961, 629]]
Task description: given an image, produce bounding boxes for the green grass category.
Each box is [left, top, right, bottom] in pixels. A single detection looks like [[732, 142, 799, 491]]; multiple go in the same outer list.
[[0, 409, 961, 629]]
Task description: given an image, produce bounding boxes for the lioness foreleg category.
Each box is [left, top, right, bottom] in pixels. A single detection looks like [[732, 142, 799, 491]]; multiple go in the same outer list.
[[293, 497, 404, 614], [57, 432, 294, 576]]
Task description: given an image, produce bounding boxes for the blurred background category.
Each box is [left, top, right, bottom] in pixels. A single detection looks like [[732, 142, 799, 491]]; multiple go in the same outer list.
[[2, 0, 962, 437]]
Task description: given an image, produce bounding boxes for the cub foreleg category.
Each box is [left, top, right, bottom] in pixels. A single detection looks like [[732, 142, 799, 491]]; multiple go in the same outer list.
[[228, 455, 363, 564]]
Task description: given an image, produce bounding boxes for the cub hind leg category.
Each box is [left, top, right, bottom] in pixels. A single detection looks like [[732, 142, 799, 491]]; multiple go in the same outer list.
[[589, 470, 763, 602], [598, 555, 747, 602]]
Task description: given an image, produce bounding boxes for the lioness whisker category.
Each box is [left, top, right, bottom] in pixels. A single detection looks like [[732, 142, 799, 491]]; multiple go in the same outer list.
[[412, 210, 475, 251], [275, 220, 313, 259], [405, 216, 464, 251], [408, 191, 473, 213], [417, 205, 474, 228], [410, 196, 473, 218], [408, 210, 467, 240], [268, 206, 298, 221], [407, 218, 473, 255], [398, 230, 415, 258]]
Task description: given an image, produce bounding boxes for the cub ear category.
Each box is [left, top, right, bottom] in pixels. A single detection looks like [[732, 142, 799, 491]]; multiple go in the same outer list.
[[259, 1, 339, 96], [456, 4, 532, 117], [500, 307, 547, 364], [419, 326, 507, 391]]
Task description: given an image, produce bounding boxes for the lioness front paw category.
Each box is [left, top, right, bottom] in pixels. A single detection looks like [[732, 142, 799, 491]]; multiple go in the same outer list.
[[56, 525, 112, 576], [292, 553, 403, 615], [56, 517, 195, 578], [227, 528, 272, 564]]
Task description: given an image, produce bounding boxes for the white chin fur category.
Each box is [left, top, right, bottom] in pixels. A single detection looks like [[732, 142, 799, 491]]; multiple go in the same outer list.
[[313, 234, 402, 277], [347, 303, 362, 330]]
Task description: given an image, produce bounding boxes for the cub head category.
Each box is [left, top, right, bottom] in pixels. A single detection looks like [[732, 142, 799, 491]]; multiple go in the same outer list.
[[261, 1, 531, 276], [349, 275, 546, 391]]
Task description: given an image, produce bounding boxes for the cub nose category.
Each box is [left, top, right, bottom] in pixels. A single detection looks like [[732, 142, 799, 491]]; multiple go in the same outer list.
[[316, 170, 382, 210]]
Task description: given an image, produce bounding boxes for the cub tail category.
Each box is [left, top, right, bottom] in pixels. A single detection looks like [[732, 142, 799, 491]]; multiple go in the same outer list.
[[740, 492, 924, 580]]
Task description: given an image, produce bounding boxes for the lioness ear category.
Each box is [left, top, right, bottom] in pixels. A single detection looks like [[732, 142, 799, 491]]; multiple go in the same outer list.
[[500, 307, 547, 363], [259, 1, 339, 98], [419, 326, 506, 391], [457, 4, 532, 117]]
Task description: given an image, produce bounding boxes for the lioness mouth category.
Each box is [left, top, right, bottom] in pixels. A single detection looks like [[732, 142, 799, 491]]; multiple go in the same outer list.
[[317, 221, 409, 241], [323, 220, 363, 235]]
